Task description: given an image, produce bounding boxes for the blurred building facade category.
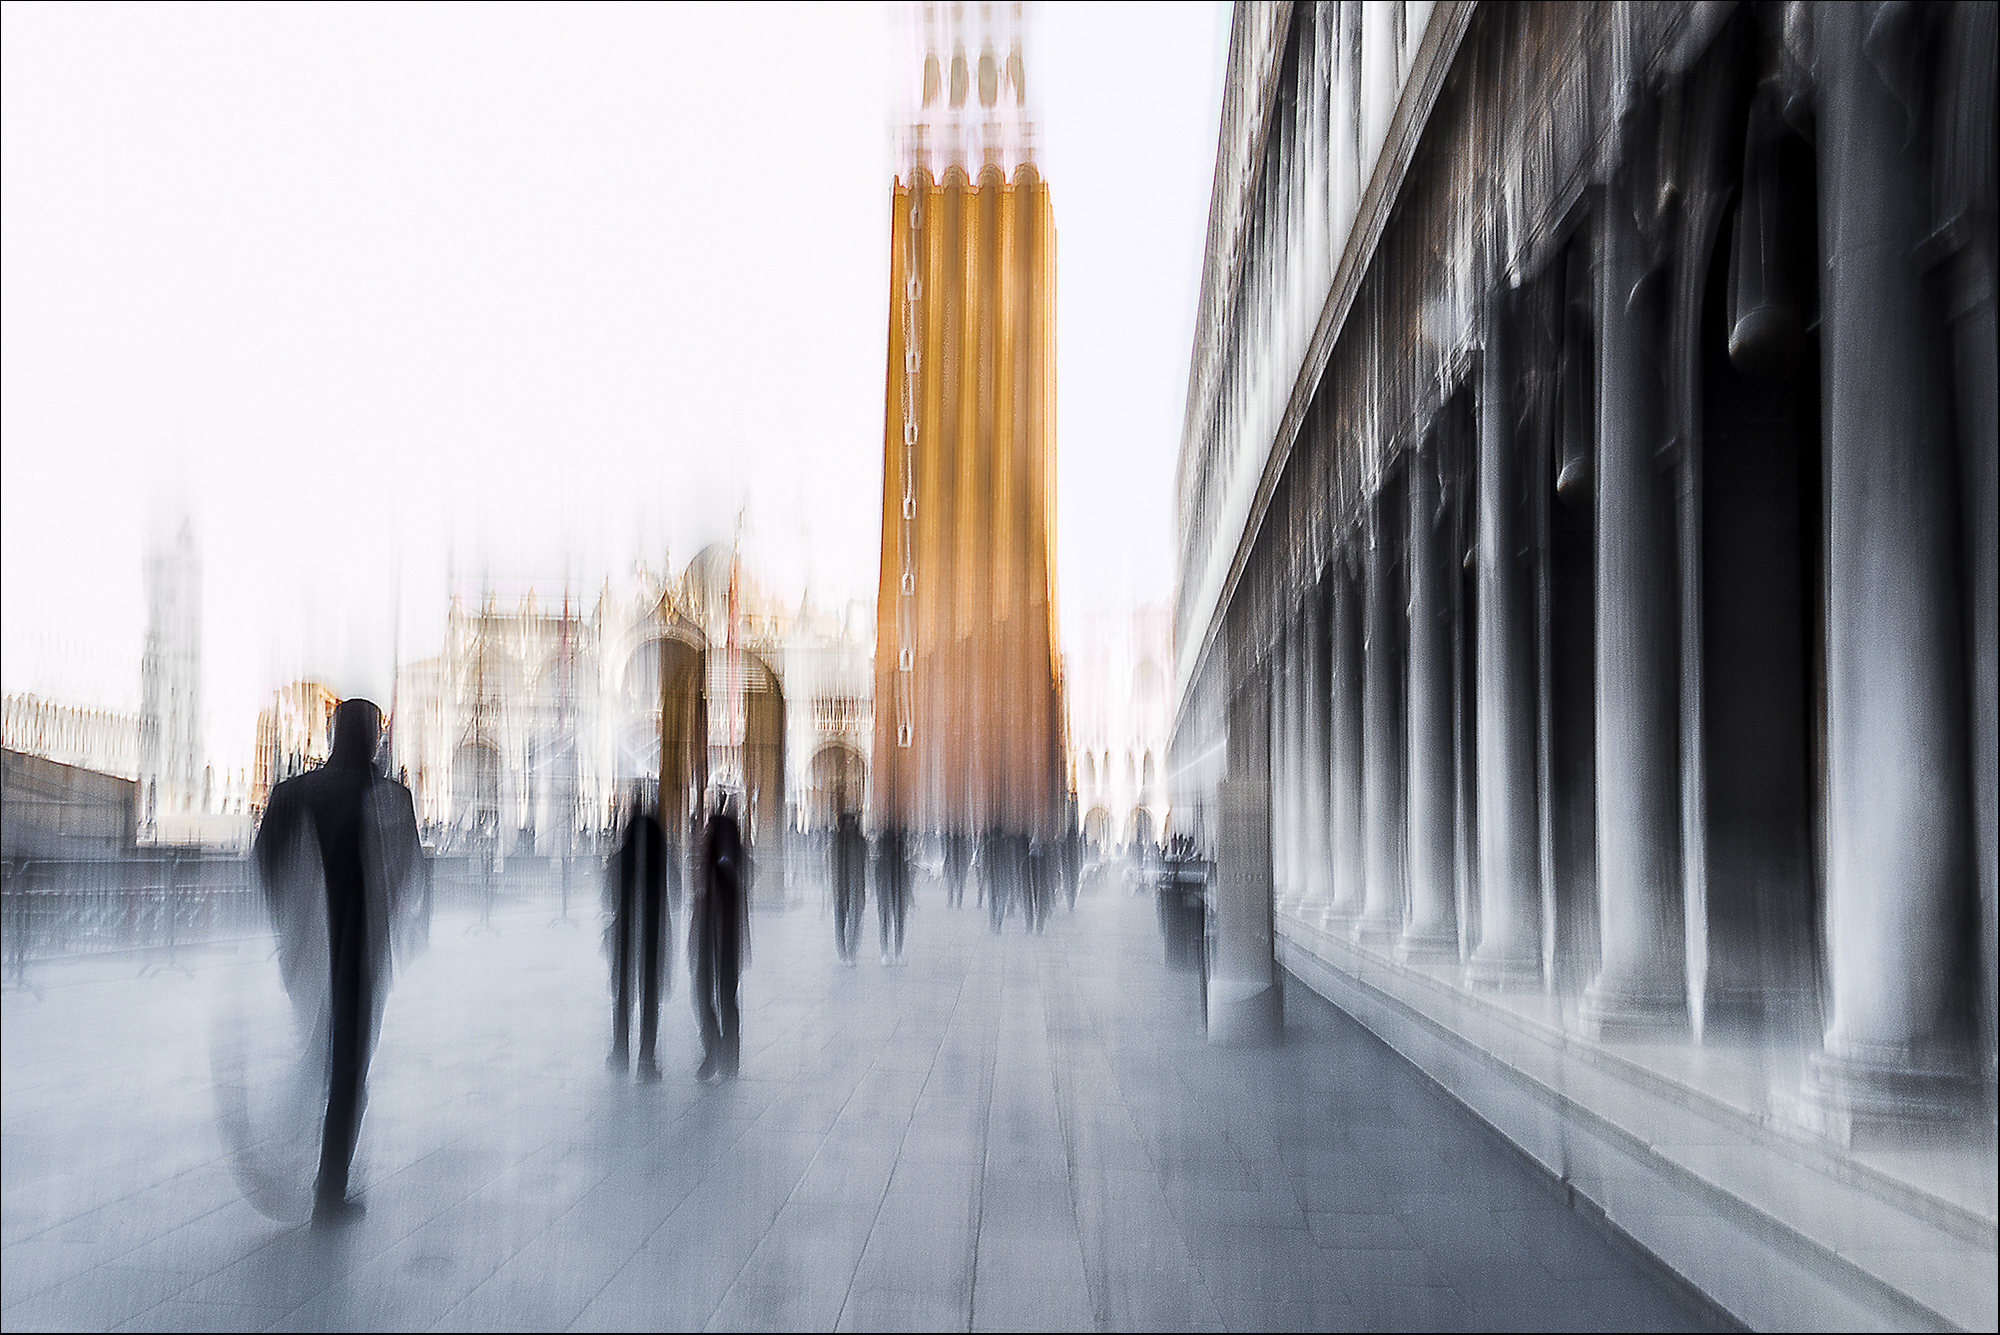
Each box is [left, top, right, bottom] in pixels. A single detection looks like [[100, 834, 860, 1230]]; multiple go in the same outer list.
[[0, 749, 137, 861], [784, 598, 876, 830], [1066, 604, 1172, 857], [2, 695, 141, 781], [873, 1, 1067, 842], [251, 680, 341, 818], [393, 587, 601, 856], [1173, 2, 1995, 1326], [139, 519, 202, 836], [386, 553, 870, 876]]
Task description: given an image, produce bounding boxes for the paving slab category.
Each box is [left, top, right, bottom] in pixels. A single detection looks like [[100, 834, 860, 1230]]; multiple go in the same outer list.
[[3, 866, 1731, 1331]]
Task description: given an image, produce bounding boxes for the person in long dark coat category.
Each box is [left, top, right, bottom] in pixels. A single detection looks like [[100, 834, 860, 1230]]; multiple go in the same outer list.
[[832, 809, 867, 964], [874, 825, 910, 964], [944, 831, 971, 909], [1063, 804, 1082, 912], [1025, 838, 1051, 934], [692, 789, 749, 1080], [607, 784, 671, 1080], [254, 698, 426, 1228], [982, 829, 1008, 932]]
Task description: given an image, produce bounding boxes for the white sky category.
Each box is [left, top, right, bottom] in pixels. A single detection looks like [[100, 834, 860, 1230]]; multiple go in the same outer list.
[[1, 1, 1228, 774]]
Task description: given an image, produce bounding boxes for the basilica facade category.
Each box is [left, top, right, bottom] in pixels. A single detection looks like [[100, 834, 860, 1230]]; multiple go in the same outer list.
[[384, 550, 873, 876]]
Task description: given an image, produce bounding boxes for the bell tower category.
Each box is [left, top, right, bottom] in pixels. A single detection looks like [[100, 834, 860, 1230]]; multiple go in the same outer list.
[[872, 2, 1065, 841]]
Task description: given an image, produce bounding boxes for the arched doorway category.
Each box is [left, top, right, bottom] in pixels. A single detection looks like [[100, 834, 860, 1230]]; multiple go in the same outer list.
[[1123, 805, 1157, 856], [1083, 804, 1111, 858], [733, 651, 786, 899], [655, 634, 708, 832], [450, 740, 502, 850], [808, 743, 868, 830]]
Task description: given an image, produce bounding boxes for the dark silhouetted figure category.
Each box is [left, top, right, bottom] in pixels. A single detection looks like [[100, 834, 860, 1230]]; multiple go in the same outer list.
[[832, 811, 867, 964], [875, 825, 910, 963], [988, 832, 1027, 933], [254, 698, 426, 1229], [944, 831, 971, 909], [693, 790, 749, 1080], [1063, 804, 1082, 911], [975, 834, 988, 910], [608, 785, 672, 1080], [1025, 839, 1052, 933], [982, 830, 1003, 931]]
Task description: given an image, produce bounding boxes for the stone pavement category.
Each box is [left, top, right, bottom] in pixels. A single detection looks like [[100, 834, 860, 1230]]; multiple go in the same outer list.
[[1, 867, 1732, 1332]]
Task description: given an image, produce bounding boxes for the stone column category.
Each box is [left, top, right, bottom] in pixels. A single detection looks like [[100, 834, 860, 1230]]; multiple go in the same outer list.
[[1214, 663, 1281, 1045], [1469, 316, 1543, 986], [1358, 492, 1407, 942], [1269, 628, 1295, 908], [1282, 615, 1308, 910], [1936, 0, 1999, 1087], [1300, 580, 1334, 908], [1326, 552, 1366, 922], [1292, 604, 1315, 908], [1584, 178, 1688, 1035], [1810, 2, 1974, 1122], [1403, 436, 1458, 958]]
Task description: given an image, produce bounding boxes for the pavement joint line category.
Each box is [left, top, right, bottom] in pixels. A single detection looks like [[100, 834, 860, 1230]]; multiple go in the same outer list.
[[5, 871, 1733, 1332], [825, 966, 965, 1332]]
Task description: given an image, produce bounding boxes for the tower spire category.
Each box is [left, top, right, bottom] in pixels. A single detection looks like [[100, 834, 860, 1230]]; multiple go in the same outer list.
[[898, 2, 1037, 183]]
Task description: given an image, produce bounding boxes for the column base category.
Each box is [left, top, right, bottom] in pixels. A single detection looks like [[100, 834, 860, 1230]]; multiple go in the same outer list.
[[1307, 904, 1350, 933], [1321, 900, 1364, 928], [1579, 979, 1689, 1042], [1797, 1043, 1982, 1147], [1351, 914, 1402, 947], [1207, 976, 1284, 1046], [1466, 942, 1541, 990], [1700, 983, 1821, 1046], [1395, 925, 1459, 964]]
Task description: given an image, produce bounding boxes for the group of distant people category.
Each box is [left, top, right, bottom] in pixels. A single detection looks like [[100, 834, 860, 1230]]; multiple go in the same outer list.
[[831, 811, 907, 965], [826, 823, 1083, 960]]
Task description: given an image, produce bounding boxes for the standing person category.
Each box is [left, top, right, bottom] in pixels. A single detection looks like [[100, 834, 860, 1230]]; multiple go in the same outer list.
[[692, 788, 749, 1080], [832, 809, 867, 965], [874, 825, 910, 964], [944, 831, 970, 909], [1063, 805, 1082, 912], [607, 783, 671, 1081], [975, 830, 990, 912], [983, 830, 1006, 933], [254, 698, 426, 1229], [1024, 839, 1048, 934]]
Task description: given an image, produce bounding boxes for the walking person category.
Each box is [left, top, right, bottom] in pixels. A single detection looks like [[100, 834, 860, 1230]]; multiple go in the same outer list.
[[1025, 839, 1050, 933], [975, 830, 988, 912], [1063, 806, 1082, 912], [692, 787, 749, 1080], [874, 825, 910, 963], [254, 698, 427, 1228], [983, 830, 1005, 932], [607, 783, 672, 1081], [944, 831, 970, 909], [832, 808, 867, 964]]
